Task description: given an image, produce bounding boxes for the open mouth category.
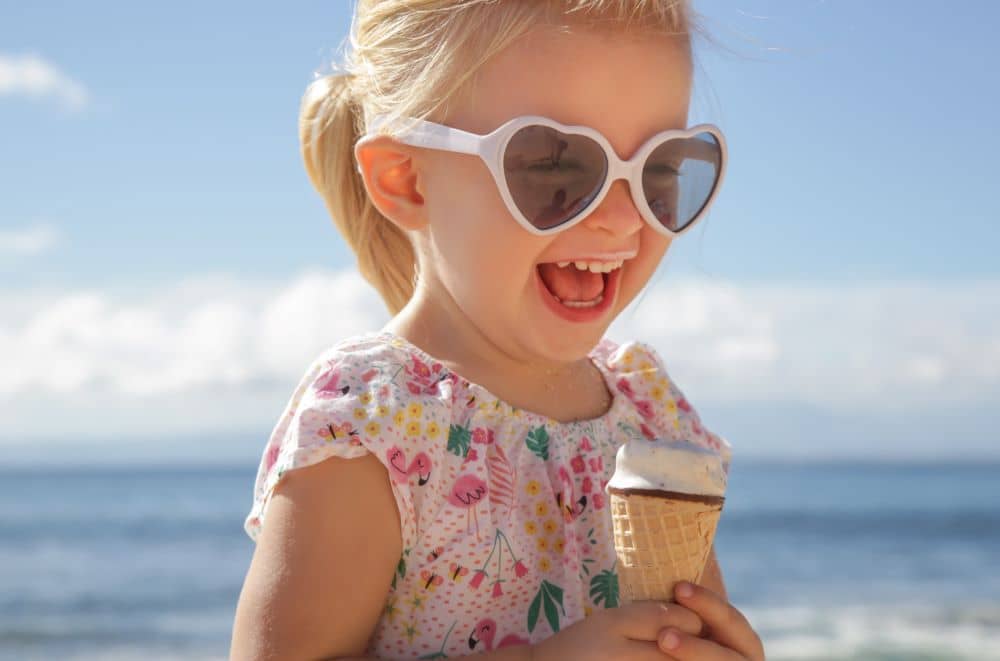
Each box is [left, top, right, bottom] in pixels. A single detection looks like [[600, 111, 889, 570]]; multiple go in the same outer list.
[[535, 258, 625, 321]]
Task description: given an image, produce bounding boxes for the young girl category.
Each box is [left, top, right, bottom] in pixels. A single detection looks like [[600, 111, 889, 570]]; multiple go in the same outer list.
[[232, 1, 763, 659]]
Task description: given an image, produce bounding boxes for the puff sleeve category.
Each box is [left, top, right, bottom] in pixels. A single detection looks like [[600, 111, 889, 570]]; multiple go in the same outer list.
[[611, 340, 734, 475], [243, 345, 418, 550]]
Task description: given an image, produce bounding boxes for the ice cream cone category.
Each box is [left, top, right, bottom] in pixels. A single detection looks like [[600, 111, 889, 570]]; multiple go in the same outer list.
[[609, 487, 724, 604]]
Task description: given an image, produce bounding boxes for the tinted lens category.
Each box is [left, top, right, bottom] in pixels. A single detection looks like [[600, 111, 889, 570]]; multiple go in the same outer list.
[[503, 125, 607, 230], [642, 132, 722, 232]]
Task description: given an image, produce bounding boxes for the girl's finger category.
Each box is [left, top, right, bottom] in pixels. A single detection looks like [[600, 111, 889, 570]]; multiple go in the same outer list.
[[615, 600, 704, 641], [658, 627, 744, 661], [673, 582, 765, 660]]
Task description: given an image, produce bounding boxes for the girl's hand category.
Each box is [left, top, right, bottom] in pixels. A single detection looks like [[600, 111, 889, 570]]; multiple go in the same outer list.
[[531, 599, 705, 661], [657, 581, 765, 661]]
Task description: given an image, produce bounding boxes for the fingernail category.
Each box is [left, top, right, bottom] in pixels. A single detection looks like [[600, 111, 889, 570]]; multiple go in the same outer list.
[[677, 582, 694, 598], [661, 630, 680, 650]]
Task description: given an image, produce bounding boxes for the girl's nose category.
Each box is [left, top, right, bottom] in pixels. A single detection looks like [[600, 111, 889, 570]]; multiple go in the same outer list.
[[580, 179, 643, 237]]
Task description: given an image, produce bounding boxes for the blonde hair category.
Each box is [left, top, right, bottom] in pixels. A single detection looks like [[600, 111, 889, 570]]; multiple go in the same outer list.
[[299, 0, 703, 315]]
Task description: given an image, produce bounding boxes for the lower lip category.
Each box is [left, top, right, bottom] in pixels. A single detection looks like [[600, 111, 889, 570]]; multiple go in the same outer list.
[[534, 265, 621, 323]]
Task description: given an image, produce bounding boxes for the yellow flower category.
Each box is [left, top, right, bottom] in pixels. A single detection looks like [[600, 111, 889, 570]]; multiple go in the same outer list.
[[407, 402, 423, 419], [621, 350, 635, 366], [539, 556, 552, 572], [650, 385, 666, 401], [384, 597, 398, 623], [584, 604, 594, 617], [359, 392, 373, 405], [672, 417, 680, 431], [406, 420, 421, 437], [553, 537, 566, 553], [534, 502, 548, 518], [406, 594, 427, 612], [658, 377, 669, 388], [393, 410, 405, 427], [425, 421, 440, 438], [365, 421, 381, 437], [665, 398, 678, 415], [524, 520, 538, 536], [525, 480, 541, 496], [402, 621, 420, 643], [353, 407, 367, 421], [375, 404, 390, 418], [536, 537, 549, 552], [543, 519, 558, 535]]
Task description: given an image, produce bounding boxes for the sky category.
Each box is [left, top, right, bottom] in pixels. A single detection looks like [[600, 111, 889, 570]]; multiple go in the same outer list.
[[1, 1, 998, 466]]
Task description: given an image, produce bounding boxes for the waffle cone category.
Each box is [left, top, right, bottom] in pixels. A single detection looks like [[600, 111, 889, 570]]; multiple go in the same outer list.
[[609, 489, 723, 604]]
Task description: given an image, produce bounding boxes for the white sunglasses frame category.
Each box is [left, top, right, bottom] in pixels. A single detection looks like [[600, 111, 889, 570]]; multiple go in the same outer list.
[[354, 113, 728, 238]]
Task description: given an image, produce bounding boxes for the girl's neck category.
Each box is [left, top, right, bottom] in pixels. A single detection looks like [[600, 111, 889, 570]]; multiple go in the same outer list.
[[382, 287, 613, 423]]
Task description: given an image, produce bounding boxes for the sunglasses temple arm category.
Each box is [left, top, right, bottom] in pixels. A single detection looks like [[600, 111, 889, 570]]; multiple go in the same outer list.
[[377, 116, 482, 156]]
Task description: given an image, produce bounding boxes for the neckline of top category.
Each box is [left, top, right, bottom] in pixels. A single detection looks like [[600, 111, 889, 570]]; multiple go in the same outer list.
[[361, 329, 632, 429]]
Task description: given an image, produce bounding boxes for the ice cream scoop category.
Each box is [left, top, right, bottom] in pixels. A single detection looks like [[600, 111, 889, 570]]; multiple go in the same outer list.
[[606, 437, 727, 499]]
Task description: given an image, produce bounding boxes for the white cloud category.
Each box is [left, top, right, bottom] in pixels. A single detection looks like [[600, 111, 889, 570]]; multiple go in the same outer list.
[[0, 53, 89, 110], [0, 269, 997, 460], [0, 223, 60, 257]]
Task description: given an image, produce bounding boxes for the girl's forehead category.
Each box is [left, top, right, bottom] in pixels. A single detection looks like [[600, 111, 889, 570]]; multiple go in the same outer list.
[[452, 24, 692, 155]]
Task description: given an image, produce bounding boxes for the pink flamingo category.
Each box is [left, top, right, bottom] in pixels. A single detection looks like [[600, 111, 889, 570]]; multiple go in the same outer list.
[[385, 446, 432, 486], [468, 618, 529, 650], [555, 466, 587, 522], [448, 474, 488, 541], [313, 366, 349, 399]]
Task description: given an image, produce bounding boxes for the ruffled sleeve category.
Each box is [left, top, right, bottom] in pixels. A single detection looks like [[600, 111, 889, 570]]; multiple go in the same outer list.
[[243, 341, 422, 550], [606, 339, 733, 475]]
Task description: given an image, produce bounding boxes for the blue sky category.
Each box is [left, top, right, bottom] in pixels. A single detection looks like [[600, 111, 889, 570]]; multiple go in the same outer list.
[[2, 1, 998, 465]]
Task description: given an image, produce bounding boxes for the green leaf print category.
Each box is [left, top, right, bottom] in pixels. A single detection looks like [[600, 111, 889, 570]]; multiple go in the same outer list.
[[528, 580, 566, 633], [525, 425, 550, 461], [589, 569, 620, 609], [447, 423, 471, 458], [527, 589, 542, 633]]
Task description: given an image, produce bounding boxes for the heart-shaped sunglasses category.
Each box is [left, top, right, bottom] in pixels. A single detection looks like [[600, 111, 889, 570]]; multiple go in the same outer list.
[[355, 113, 727, 237]]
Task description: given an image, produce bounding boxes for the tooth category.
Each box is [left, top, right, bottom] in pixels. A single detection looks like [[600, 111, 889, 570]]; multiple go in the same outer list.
[[557, 261, 570, 268], [600, 263, 614, 273], [588, 263, 602, 273], [574, 261, 588, 270]]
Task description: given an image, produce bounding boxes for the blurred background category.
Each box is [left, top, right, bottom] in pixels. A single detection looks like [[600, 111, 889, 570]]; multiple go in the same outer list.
[[2, 1, 998, 659]]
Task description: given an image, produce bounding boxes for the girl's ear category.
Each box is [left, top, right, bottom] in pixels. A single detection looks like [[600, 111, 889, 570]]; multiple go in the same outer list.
[[354, 135, 428, 232]]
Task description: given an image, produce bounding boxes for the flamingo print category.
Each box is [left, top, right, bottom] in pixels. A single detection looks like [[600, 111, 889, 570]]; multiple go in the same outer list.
[[468, 618, 530, 650], [448, 474, 488, 541], [313, 366, 350, 399], [555, 466, 587, 521], [385, 445, 432, 486]]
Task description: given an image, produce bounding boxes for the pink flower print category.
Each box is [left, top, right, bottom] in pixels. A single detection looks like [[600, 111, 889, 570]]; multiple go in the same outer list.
[[677, 396, 692, 413], [361, 368, 378, 382], [264, 441, 280, 472], [405, 355, 447, 395], [615, 377, 634, 397], [465, 448, 479, 463], [635, 399, 654, 420], [640, 422, 656, 440], [514, 560, 528, 578], [691, 417, 703, 437], [570, 455, 586, 474], [588, 456, 603, 473], [592, 493, 605, 510], [472, 427, 495, 445], [314, 366, 349, 399], [492, 581, 504, 598], [581, 476, 593, 494], [579, 436, 594, 452], [470, 570, 487, 589]]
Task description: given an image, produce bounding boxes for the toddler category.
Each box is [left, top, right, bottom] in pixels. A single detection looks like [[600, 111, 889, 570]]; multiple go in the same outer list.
[[231, 1, 763, 659]]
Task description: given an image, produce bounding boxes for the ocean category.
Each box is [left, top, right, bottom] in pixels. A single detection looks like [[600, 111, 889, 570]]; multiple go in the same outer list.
[[1, 460, 997, 660]]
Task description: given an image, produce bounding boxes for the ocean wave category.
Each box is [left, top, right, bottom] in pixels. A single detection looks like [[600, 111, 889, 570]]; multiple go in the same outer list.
[[747, 601, 1000, 660]]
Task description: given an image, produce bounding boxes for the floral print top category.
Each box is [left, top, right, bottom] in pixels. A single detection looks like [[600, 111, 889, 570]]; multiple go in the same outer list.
[[244, 330, 732, 659]]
